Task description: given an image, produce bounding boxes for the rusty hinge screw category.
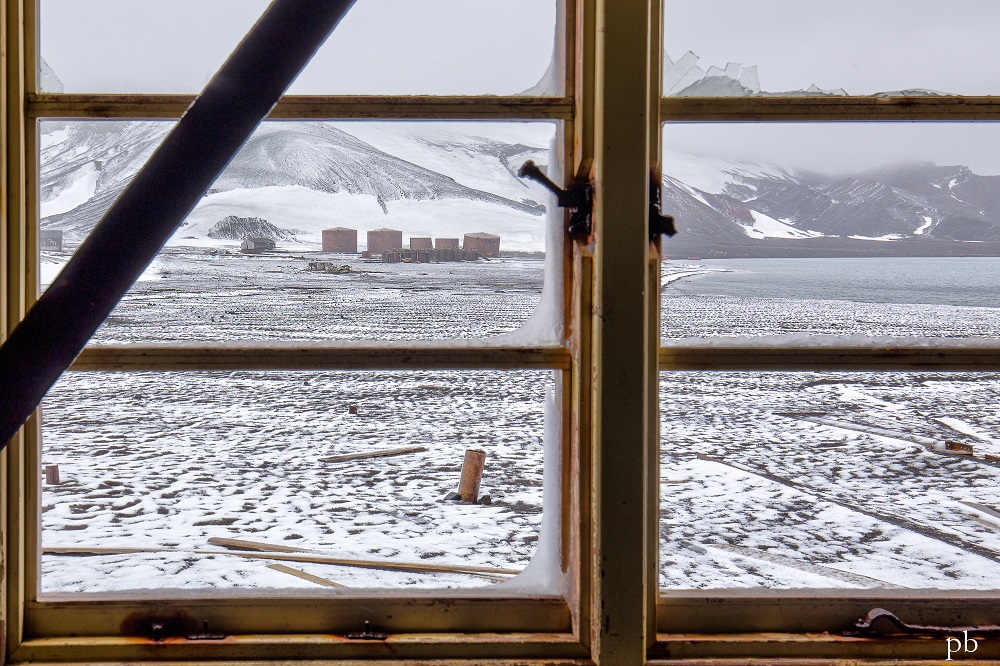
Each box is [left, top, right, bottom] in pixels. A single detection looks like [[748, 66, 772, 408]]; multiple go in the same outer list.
[[346, 620, 388, 641], [187, 620, 226, 641]]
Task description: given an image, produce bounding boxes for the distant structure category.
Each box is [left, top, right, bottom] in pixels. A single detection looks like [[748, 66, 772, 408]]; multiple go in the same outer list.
[[40, 229, 63, 251], [463, 232, 501, 258], [435, 238, 460, 249], [383, 247, 482, 264], [322, 227, 358, 253], [409, 237, 433, 250], [367, 228, 403, 255], [241, 238, 276, 253]]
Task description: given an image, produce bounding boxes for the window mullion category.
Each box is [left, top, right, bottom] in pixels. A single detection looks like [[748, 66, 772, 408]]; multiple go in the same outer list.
[[661, 95, 1000, 121], [28, 93, 574, 121], [658, 344, 1000, 371], [590, 0, 655, 662], [4, 0, 30, 659], [68, 344, 571, 372]]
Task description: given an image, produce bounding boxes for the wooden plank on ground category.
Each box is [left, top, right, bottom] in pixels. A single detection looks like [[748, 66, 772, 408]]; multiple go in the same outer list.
[[266, 563, 346, 588], [207, 536, 308, 553], [318, 445, 427, 463], [960, 500, 1000, 521], [43, 545, 521, 577]]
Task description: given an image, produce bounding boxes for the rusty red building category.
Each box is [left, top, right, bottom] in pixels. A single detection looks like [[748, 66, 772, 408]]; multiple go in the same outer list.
[[435, 238, 460, 249], [409, 237, 433, 250], [366, 228, 403, 255], [322, 227, 357, 253], [463, 232, 501, 258]]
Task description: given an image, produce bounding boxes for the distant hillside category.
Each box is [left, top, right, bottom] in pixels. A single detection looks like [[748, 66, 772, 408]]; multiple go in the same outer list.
[[39, 121, 1000, 257], [660, 151, 1000, 258], [40, 121, 551, 252]]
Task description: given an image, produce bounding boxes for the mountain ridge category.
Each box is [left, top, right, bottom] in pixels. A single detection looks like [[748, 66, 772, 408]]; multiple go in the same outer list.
[[39, 121, 1000, 257]]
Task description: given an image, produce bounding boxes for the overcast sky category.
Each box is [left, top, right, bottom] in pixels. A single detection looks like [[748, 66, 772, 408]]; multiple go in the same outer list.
[[666, 0, 1000, 175], [40, 0, 557, 95], [40, 1, 1000, 175], [665, 0, 1000, 95]]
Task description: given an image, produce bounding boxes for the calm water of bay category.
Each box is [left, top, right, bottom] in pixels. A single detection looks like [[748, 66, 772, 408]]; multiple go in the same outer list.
[[665, 257, 1000, 309]]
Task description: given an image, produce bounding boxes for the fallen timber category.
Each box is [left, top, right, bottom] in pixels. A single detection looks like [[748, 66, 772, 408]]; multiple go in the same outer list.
[[318, 445, 427, 463], [266, 563, 346, 588], [44, 543, 520, 578], [697, 453, 1000, 567]]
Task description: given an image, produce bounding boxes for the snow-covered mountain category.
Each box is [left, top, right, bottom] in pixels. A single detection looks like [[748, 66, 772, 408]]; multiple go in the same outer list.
[[39, 121, 1000, 257], [661, 149, 1000, 257], [40, 121, 552, 252]]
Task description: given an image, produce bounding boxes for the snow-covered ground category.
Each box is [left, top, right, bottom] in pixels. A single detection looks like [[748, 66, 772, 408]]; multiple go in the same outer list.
[[659, 261, 1000, 589], [41, 253, 550, 592], [39, 256, 1000, 593]]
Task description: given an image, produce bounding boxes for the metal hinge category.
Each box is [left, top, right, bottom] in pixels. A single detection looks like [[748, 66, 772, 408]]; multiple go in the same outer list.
[[851, 608, 1000, 637], [649, 171, 676, 240], [518, 160, 593, 237]]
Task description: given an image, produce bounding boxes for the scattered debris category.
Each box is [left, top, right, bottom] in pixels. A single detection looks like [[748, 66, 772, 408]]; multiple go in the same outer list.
[[708, 543, 905, 589], [698, 454, 1000, 567], [308, 261, 352, 274], [318, 445, 427, 463], [959, 501, 1000, 522], [206, 537, 518, 577], [945, 440, 974, 455], [266, 563, 346, 588], [782, 414, 983, 458], [44, 541, 520, 578], [207, 536, 307, 553]]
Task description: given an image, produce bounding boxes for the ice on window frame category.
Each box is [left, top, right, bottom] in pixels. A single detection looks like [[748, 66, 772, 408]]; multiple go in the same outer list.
[[519, 0, 566, 97], [493, 131, 565, 346], [496, 386, 565, 594], [39, 56, 64, 93]]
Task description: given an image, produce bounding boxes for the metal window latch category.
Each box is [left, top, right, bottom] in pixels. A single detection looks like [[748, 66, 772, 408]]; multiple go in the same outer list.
[[851, 608, 1000, 637], [649, 172, 676, 240], [518, 160, 593, 237], [346, 620, 388, 641]]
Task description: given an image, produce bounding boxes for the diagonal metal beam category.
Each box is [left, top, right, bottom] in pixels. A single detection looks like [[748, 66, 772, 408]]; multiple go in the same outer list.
[[0, 0, 357, 447]]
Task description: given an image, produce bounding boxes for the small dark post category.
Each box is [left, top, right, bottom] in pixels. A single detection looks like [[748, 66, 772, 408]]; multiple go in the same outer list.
[[457, 449, 486, 502], [44, 465, 60, 485], [348, 405, 359, 415]]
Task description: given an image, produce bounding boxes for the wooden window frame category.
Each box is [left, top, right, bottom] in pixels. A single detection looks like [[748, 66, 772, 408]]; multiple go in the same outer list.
[[11, 0, 1000, 663], [0, 0, 667, 664], [654, 32, 1000, 666]]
